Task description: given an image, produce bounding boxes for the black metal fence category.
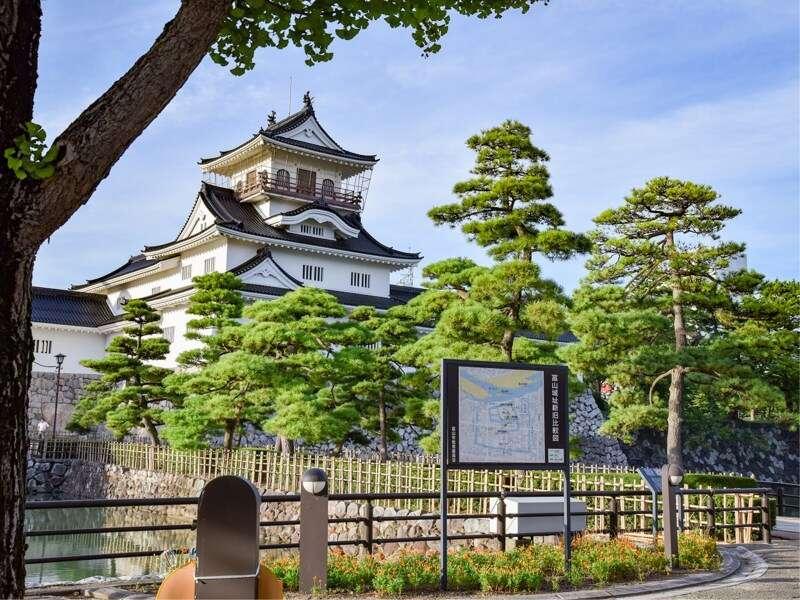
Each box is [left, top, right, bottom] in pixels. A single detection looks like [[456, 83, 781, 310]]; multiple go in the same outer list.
[[25, 487, 774, 567], [757, 480, 800, 517]]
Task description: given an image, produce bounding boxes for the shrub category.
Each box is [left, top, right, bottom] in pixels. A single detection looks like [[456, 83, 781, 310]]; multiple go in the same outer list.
[[372, 550, 439, 595], [262, 536, 716, 595], [678, 531, 721, 570], [683, 473, 757, 489], [328, 552, 377, 592], [266, 556, 299, 591]]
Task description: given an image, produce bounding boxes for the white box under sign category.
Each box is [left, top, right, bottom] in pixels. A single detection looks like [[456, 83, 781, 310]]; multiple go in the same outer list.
[[489, 497, 587, 535]]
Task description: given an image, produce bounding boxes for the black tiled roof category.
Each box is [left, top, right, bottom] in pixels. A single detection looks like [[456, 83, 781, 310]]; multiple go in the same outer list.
[[74, 254, 160, 288], [241, 283, 404, 310], [389, 284, 426, 304], [32, 287, 114, 328], [519, 330, 579, 344], [199, 102, 377, 165], [198, 183, 420, 260]]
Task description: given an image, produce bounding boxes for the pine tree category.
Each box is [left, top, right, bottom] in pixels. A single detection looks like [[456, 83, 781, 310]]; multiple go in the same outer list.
[[176, 271, 244, 367], [421, 120, 588, 360], [162, 351, 273, 450], [348, 306, 430, 461], [241, 287, 372, 454], [69, 299, 174, 445], [585, 176, 745, 467], [427, 119, 590, 262]]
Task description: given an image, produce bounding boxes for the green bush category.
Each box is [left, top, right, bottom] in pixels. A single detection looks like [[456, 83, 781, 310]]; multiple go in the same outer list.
[[266, 556, 299, 591], [261, 535, 720, 595], [327, 553, 377, 592], [683, 473, 758, 489], [372, 551, 439, 595], [678, 531, 722, 570]]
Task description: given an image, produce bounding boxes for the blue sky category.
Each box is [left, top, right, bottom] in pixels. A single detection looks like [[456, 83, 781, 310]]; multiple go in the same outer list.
[[33, 1, 799, 292]]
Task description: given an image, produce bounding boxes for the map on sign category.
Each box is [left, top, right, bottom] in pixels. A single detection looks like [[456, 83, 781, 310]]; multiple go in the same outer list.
[[457, 366, 545, 464]]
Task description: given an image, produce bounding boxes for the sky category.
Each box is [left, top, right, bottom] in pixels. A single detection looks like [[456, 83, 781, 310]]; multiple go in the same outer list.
[[33, 1, 799, 293]]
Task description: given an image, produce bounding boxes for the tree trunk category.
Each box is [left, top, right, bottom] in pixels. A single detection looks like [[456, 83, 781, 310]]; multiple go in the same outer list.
[[0, 253, 36, 597], [275, 436, 294, 455], [378, 393, 388, 462], [141, 415, 161, 447], [666, 231, 686, 470], [223, 420, 237, 451], [500, 329, 514, 361], [0, 2, 228, 594]]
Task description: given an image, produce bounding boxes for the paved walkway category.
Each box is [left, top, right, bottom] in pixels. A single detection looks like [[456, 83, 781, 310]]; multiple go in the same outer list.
[[642, 539, 799, 600]]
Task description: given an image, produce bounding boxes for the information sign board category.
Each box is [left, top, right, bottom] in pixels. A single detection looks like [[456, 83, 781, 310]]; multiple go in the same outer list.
[[442, 359, 568, 470]]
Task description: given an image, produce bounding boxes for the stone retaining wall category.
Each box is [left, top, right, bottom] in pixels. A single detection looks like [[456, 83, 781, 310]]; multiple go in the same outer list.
[[56, 460, 498, 555], [27, 456, 73, 495], [28, 372, 98, 433]]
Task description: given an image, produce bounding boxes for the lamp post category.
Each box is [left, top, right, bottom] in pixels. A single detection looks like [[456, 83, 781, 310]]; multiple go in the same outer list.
[[661, 463, 684, 569], [51, 353, 66, 440]]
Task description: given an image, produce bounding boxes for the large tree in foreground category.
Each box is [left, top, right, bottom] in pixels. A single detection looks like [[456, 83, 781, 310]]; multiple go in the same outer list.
[[0, 2, 546, 593], [585, 177, 743, 469]]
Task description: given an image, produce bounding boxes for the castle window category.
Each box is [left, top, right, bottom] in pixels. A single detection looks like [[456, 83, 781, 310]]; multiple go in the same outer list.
[[321, 178, 335, 200], [350, 272, 371, 288], [181, 264, 192, 281], [151, 286, 161, 295], [245, 169, 257, 189], [301, 264, 324, 282], [276, 169, 290, 189], [204, 257, 215, 274], [300, 224, 325, 237], [162, 326, 175, 343], [34, 339, 53, 354]]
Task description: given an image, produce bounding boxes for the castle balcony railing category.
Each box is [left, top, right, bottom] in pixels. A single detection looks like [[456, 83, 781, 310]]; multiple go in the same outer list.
[[236, 168, 366, 210]]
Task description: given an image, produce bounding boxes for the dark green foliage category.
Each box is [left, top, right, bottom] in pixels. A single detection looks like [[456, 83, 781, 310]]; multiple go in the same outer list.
[[428, 120, 590, 262], [176, 271, 244, 368], [162, 351, 273, 450], [397, 121, 585, 452], [683, 473, 757, 489], [241, 287, 373, 451], [566, 177, 788, 454], [68, 299, 175, 444], [348, 306, 431, 460], [211, 2, 544, 72]]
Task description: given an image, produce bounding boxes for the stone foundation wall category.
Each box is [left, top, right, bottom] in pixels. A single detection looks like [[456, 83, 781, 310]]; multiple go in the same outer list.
[[55, 460, 498, 555], [28, 372, 98, 433], [623, 421, 800, 482], [26, 457, 74, 495], [569, 391, 628, 467]]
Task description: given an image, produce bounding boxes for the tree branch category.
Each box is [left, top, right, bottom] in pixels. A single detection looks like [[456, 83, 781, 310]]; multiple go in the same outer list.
[[647, 369, 672, 405], [23, 0, 230, 246]]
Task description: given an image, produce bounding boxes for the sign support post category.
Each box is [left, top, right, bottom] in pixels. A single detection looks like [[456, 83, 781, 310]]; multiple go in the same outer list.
[[439, 366, 449, 592], [563, 466, 571, 570], [439, 359, 570, 591]]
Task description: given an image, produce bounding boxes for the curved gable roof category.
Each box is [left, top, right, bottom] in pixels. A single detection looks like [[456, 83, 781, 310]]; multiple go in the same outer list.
[[201, 183, 420, 261], [199, 101, 377, 166]]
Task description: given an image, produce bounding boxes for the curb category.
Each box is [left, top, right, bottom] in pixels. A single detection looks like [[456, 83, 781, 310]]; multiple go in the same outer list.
[[492, 547, 742, 600]]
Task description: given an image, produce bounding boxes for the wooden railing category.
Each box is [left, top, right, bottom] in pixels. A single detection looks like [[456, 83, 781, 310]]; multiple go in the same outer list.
[[237, 168, 363, 209]]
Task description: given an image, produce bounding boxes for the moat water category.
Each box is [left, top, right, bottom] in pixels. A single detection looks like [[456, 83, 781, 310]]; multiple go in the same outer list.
[[25, 503, 195, 587]]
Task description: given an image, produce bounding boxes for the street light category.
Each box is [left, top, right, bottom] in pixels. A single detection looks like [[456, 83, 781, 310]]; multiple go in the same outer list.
[[51, 353, 66, 440]]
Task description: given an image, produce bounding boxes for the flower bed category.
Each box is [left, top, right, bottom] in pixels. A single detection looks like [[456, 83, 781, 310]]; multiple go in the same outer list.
[[265, 532, 721, 595]]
